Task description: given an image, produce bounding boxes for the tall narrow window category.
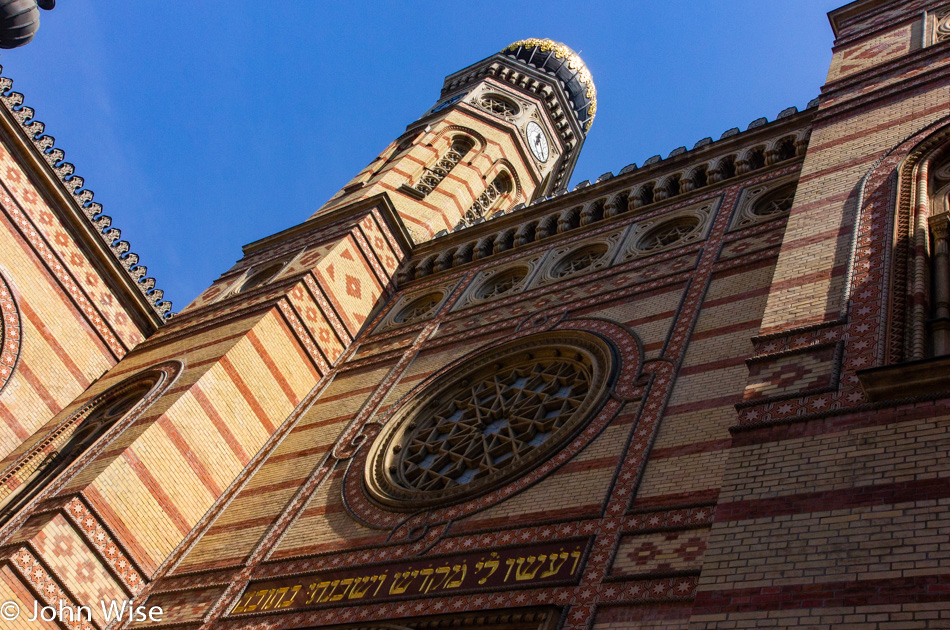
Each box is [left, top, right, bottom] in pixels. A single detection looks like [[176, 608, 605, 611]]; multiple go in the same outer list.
[[458, 173, 513, 228], [414, 137, 474, 196]]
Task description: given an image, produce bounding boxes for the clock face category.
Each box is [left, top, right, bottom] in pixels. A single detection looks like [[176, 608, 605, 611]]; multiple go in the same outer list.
[[526, 121, 549, 163], [429, 92, 466, 115]]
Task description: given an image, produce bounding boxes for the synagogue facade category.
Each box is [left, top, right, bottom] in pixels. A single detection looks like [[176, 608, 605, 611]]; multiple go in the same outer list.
[[0, 1, 948, 628]]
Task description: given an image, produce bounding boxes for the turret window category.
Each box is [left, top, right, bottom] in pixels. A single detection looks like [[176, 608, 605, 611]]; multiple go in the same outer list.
[[458, 173, 513, 228], [476, 93, 520, 120], [414, 137, 474, 196]]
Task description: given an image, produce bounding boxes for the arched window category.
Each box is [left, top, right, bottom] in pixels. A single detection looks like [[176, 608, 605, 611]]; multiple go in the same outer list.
[[473, 266, 528, 301], [553, 244, 609, 279], [639, 216, 701, 252], [236, 261, 284, 294], [475, 93, 520, 120], [414, 136, 475, 196], [921, 151, 950, 357], [0, 371, 162, 525], [393, 292, 443, 325], [751, 182, 797, 218], [885, 136, 950, 364], [458, 172, 513, 228], [0, 273, 21, 395]]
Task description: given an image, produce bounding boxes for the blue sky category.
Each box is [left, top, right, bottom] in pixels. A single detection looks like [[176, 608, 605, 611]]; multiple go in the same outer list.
[[2, 1, 842, 311]]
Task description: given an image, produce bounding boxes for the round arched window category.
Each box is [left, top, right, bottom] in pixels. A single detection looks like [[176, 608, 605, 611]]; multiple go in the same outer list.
[[553, 244, 608, 278], [639, 217, 701, 251], [394, 293, 443, 325], [751, 182, 796, 218], [0, 373, 160, 524], [474, 267, 528, 301], [237, 262, 284, 294], [364, 332, 614, 509], [478, 93, 520, 118], [0, 273, 20, 394]]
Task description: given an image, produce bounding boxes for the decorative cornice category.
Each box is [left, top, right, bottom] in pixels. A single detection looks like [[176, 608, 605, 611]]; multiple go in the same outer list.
[[401, 109, 813, 282], [0, 68, 173, 320]]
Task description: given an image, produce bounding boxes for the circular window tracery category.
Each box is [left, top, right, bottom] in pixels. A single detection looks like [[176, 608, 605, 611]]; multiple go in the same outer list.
[[639, 217, 701, 251], [751, 182, 796, 217], [474, 267, 528, 301], [553, 244, 608, 278], [394, 293, 443, 325], [364, 332, 614, 509]]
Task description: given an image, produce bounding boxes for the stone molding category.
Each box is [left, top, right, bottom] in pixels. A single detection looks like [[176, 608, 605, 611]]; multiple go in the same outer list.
[[0, 69, 172, 320]]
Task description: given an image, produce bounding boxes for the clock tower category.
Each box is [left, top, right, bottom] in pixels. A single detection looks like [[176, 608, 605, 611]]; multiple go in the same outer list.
[[0, 37, 600, 628], [316, 39, 596, 242]]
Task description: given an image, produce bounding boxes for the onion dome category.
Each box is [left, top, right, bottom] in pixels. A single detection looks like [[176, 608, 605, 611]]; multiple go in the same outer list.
[[0, 0, 53, 50], [501, 38, 596, 134]]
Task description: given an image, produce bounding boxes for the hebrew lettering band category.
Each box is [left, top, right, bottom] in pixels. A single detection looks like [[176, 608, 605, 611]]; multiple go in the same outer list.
[[229, 539, 589, 616]]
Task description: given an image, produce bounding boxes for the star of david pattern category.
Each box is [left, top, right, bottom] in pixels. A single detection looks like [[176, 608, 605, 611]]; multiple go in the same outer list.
[[394, 358, 590, 495]]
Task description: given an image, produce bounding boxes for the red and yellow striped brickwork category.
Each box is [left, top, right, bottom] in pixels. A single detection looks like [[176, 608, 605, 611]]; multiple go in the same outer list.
[[125, 105, 811, 627], [0, 136, 153, 463], [0, 1, 948, 628], [318, 80, 562, 243]]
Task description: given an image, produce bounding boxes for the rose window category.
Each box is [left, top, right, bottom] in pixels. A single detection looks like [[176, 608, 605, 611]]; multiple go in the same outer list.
[[553, 244, 608, 278], [364, 332, 614, 508], [751, 183, 796, 218], [394, 293, 442, 325], [639, 217, 700, 251]]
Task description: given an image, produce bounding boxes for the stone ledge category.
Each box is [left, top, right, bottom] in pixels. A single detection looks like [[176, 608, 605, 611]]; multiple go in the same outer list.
[[857, 354, 950, 402]]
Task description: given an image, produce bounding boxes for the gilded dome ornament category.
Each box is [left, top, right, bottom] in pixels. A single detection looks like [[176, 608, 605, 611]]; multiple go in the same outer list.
[[501, 38, 597, 133]]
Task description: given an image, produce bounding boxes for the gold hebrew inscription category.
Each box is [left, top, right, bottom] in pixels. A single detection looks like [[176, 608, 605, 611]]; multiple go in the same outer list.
[[229, 540, 587, 615]]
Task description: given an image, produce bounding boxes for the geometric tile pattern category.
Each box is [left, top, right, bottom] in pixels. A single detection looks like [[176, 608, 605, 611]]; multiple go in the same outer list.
[[718, 227, 784, 261], [742, 342, 840, 402], [286, 281, 344, 364], [30, 513, 125, 627], [63, 497, 143, 593], [0, 164, 134, 356], [4, 546, 91, 630], [8, 5, 945, 627], [827, 22, 913, 81], [151, 157, 803, 630], [610, 529, 709, 576], [313, 233, 384, 338]]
